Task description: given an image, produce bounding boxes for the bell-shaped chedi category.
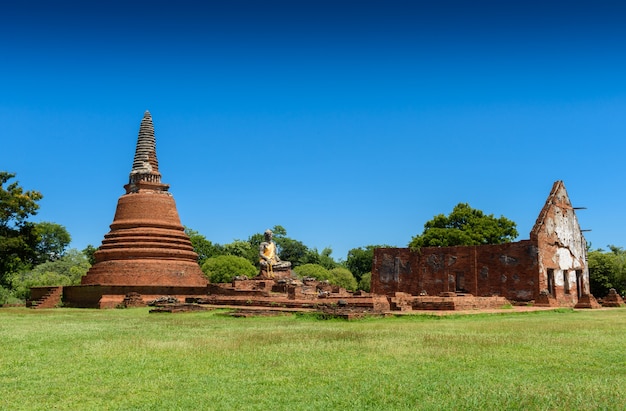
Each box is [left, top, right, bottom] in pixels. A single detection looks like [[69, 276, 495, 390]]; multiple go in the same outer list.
[[81, 111, 208, 287]]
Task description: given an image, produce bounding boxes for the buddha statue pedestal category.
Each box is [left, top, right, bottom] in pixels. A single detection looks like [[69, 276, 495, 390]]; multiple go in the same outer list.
[[258, 267, 292, 280]]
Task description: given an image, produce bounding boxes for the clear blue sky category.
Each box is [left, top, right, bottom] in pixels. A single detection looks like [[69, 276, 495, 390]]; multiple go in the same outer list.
[[2, 1, 625, 261]]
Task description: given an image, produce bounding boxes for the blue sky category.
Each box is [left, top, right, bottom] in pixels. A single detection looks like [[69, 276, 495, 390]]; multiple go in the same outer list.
[[2, 1, 625, 261]]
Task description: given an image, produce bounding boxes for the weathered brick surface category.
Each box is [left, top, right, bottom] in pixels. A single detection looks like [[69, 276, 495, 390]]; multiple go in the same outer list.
[[81, 193, 207, 287], [373, 241, 538, 302], [602, 289, 625, 307], [63, 285, 208, 308]]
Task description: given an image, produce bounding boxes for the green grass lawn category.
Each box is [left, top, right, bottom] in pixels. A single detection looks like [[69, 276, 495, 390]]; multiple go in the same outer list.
[[1, 307, 624, 410]]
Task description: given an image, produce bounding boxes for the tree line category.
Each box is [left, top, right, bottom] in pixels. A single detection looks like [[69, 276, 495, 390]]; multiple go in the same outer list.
[[1, 171, 624, 304]]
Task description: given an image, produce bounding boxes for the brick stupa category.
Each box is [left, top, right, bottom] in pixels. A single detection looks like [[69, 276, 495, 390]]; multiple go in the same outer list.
[[81, 111, 208, 287]]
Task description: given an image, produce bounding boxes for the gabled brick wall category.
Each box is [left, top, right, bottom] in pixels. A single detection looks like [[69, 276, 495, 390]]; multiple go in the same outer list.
[[371, 181, 592, 307]]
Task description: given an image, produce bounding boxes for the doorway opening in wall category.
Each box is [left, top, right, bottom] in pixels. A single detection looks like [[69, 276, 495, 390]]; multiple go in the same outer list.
[[455, 272, 466, 293], [547, 269, 555, 297], [576, 270, 583, 299], [563, 270, 570, 294]]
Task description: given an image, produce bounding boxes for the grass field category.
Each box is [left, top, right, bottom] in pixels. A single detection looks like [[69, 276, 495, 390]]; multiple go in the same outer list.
[[1, 307, 624, 410]]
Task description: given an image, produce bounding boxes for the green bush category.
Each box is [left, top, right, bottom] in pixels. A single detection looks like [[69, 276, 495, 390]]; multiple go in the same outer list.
[[329, 267, 357, 291], [358, 272, 371, 292], [295, 264, 358, 291], [201, 255, 257, 283], [9, 249, 90, 300], [0, 285, 22, 305], [293, 263, 331, 281]]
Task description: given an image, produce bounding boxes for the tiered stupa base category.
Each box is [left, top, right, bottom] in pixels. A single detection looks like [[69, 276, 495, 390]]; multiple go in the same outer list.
[[81, 259, 208, 287]]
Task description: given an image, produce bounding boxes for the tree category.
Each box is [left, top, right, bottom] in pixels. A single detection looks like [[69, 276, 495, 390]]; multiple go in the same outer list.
[[33, 222, 71, 264], [409, 203, 518, 249], [184, 227, 225, 265], [588, 245, 626, 297], [0, 172, 43, 285], [316, 247, 338, 270], [275, 236, 310, 267], [345, 245, 389, 282], [201, 255, 257, 283], [82, 244, 98, 265], [223, 240, 255, 262]]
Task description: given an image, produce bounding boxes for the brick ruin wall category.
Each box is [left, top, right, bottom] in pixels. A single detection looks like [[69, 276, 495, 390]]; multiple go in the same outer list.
[[63, 285, 209, 308], [531, 184, 589, 306], [372, 241, 540, 302]]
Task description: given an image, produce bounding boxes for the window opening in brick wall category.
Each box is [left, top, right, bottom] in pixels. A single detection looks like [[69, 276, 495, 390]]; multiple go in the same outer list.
[[575, 270, 583, 299], [563, 270, 570, 294]]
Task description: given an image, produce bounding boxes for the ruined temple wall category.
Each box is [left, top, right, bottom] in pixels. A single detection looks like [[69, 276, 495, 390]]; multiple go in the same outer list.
[[372, 240, 539, 302], [531, 182, 589, 306]]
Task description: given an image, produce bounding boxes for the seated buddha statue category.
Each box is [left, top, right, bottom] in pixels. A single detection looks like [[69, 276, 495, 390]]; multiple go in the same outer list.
[[259, 229, 291, 277]]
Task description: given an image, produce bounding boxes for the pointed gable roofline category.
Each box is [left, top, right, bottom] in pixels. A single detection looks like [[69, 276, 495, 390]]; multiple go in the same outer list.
[[530, 180, 572, 241]]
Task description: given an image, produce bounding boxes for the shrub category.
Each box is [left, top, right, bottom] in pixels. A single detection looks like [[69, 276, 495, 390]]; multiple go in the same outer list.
[[0, 285, 22, 305], [358, 272, 371, 292], [329, 267, 357, 291], [201, 255, 257, 283], [9, 249, 90, 300], [293, 263, 331, 281]]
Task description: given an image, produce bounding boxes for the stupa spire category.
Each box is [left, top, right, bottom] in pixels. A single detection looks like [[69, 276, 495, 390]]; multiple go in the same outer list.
[[125, 111, 169, 194]]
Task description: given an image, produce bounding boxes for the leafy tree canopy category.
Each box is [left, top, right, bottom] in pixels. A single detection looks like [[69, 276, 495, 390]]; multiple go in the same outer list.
[[33, 222, 71, 264], [82, 244, 98, 265], [0, 171, 42, 229], [184, 227, 226, 266], [346, 245, 390, 282], [588, 245, 626, 297], [0, 172, 44, 284], [409, 203, 518, 249]]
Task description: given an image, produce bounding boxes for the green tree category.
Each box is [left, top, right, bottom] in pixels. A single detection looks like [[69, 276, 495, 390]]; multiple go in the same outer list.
[[409, 203, 518, 249], [82, 244, 98, 265], [33, 222, 71, 264], [223, 240, 255, 261], [275, 237, 310, 267], [345, 245, 389, 282], [588, 246, 626, 297], [184, 227, 225, 265], [316, 247, 338, 270], [0, 172, 43, 285], [201, 255, 257, 283]]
